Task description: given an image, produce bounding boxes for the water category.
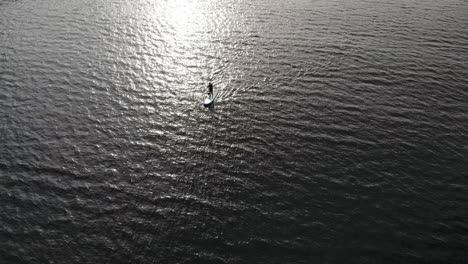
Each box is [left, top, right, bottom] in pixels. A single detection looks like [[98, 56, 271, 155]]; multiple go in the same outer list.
[[1, 0, 468, 263]]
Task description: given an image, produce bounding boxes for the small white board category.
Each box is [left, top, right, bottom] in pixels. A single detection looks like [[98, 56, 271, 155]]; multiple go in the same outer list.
[[203, 93, 217, 107]]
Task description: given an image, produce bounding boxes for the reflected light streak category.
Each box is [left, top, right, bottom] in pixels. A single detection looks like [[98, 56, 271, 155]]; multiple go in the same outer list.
[[163, 0, 208, 38]]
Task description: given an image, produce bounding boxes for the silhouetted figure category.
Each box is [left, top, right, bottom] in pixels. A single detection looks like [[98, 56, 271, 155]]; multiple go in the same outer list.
[[207, 83, 213, 97]]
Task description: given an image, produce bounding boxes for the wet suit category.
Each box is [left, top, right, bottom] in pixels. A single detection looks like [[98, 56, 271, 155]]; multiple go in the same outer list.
[[208, 83, 213, 97]]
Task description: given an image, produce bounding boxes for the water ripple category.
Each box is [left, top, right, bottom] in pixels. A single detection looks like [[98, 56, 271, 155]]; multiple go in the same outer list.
[[1, 0, 468, 263]]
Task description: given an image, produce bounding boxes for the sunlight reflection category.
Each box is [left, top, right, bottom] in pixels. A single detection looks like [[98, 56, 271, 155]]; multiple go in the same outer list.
[[151, 0, 215, 92], [162, 0, 208, 39], [139, 0, 229, 97]]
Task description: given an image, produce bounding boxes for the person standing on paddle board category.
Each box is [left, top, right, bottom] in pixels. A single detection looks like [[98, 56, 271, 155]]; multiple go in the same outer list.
[[207, 83, 213, 97]]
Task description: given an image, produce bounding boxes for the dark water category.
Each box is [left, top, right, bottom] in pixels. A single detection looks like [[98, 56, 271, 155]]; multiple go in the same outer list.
[[1, 0, 468, 263]]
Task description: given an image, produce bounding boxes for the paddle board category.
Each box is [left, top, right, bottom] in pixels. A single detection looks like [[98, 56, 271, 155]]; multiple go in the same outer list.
[[203, 93, 217, 107]]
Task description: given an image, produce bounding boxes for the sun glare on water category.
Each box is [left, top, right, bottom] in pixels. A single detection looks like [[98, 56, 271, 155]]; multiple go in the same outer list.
[[162, 0, 209, 39]]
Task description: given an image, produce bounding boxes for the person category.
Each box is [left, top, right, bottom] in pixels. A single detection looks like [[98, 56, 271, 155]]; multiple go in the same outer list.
[[207, 83, 213, 97]]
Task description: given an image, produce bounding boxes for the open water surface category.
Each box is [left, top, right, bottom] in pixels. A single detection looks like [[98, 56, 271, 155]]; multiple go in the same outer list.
[[1, 0, 468, 263]]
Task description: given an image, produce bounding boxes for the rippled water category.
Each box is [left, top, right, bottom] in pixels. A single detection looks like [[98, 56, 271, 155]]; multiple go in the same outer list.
[[1, 0, 468, 263]]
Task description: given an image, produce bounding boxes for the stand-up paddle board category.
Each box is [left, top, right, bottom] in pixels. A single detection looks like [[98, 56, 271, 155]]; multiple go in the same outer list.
[[204, 93, 217, 107]]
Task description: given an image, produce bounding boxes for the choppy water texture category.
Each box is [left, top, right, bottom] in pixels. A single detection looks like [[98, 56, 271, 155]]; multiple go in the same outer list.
[[1, 0, 468, 263]]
